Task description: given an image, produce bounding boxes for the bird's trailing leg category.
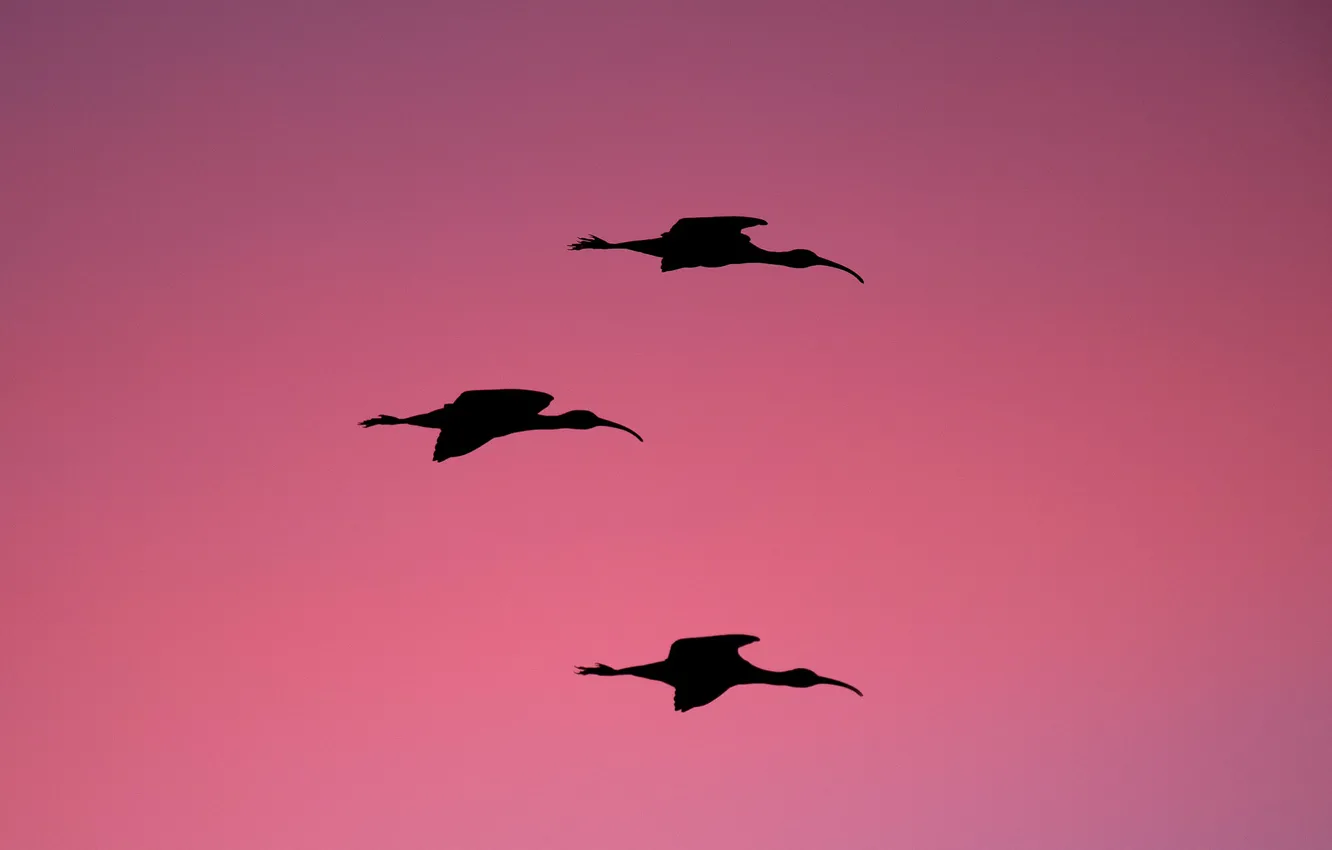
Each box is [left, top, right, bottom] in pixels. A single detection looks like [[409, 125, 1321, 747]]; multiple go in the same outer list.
[[568, 235, 612, 250], [575, 663, 620, 676], [358, 414, 404, 427], [568, 235, 668, 258]]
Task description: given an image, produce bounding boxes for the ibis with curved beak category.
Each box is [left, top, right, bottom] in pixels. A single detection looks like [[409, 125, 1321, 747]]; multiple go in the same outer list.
[[577, 634, 863, 712], [359, 388, 643, 463]]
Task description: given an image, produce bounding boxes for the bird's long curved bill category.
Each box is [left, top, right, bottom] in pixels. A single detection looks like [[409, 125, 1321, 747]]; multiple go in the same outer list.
[[817, 258, 865, 284], [596, 417, 644, 442], [815, 675, 863, 696]]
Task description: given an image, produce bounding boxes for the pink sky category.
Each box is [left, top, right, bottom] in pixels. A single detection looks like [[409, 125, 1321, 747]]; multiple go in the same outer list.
[[3, 2, 1330, 848]]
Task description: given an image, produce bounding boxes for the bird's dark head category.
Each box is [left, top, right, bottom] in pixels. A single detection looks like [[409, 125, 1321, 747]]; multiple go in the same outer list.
[[784, 249, 865, 284], [559, 410, 644, 441], [784, 667, 864, 696]]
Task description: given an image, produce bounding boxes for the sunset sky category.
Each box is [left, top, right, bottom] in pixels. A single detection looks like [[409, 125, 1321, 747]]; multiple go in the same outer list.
[[2, 1, 1330, 849]]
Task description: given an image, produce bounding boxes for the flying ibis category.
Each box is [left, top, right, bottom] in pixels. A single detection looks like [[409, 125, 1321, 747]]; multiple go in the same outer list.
[[359, 388, 642, 462], [576, 634, 863, 712], [568, 216, 864, 283]]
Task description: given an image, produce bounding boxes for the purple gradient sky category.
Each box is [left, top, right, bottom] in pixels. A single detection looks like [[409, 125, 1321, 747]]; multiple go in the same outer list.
[[3, 2, 1330, 849]]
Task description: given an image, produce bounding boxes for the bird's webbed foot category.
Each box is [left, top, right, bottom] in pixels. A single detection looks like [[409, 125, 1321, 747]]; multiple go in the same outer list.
[[575, 663, 617, 676], [568, 235, 610, 250]]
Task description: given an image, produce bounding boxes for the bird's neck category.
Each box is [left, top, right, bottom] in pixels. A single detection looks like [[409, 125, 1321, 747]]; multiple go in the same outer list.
[[731, 244, 795, 267], [527, 412, 569, 430], [746, 666, 799, 686], [761, 249, 805, 269]]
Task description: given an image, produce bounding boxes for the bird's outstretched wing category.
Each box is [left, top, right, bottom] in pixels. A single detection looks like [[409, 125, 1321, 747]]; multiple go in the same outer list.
[[433, 426, 496, 462], [449, 389, 555, 417], [673, 681, 735, 713], [663, 217, 768, 241], [667, 634, 760, 664]]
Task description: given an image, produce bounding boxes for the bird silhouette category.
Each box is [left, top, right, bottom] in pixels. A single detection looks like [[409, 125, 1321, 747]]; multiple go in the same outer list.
[[359, 389, 643, 462], [568, 216, 864, 283], [576, 634, 863, 712]]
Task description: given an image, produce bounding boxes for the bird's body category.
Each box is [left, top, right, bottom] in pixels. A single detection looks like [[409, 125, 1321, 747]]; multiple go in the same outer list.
[[569, 216, 864, 284], [577, 634, 863, 712], [359, 388, 642, 462]]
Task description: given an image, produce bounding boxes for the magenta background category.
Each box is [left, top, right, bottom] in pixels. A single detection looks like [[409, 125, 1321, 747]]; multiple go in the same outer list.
[[3, 2, 1330, 849]]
